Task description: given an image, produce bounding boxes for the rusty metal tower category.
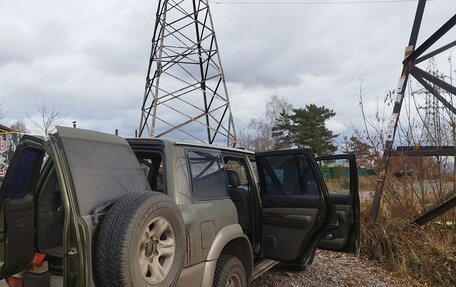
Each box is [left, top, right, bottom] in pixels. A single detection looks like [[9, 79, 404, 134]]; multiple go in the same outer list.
[[369, 0, 456, 224], [138, 0, 237, 146]]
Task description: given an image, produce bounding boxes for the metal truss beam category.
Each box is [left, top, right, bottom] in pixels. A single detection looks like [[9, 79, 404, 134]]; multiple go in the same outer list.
[[390, 146, 456, 157], [411, 66, 456, 96], [405, 13, 456, 63], [413, 192, 456, 226], [412, 71, 456, 116]]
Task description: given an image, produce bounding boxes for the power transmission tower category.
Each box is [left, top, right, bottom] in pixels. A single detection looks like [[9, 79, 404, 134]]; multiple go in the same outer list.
[[138, 0, 237, 146], [369, 0, 456, 224]]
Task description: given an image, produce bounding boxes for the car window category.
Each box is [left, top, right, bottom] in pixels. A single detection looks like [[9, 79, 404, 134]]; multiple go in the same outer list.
[[318, 158, 350, 194], [3, 148, 41, 200], [258, 153, 320, 196], [187, 149, 228, 200], [224, 156, 257, 194], [225, 159, 249, 186]]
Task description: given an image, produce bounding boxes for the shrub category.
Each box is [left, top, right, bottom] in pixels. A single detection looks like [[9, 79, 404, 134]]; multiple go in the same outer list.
[[361, 199, 456, 286]]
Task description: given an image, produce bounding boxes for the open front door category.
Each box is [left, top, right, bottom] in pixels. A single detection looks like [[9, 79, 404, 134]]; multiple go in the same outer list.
[[256, 149, 336, 265], [0, 136, 45, 279], [316, 154, 360, 253]]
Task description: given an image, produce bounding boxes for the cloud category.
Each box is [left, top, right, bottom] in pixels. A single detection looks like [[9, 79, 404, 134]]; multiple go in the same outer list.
[[0, 0, 455, 143]]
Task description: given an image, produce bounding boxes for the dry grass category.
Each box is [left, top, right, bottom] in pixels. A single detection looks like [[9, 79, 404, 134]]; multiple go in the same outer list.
[[360, 196, 456, 286], [324, 174, 377, 193], [358, 175, 377, 191]]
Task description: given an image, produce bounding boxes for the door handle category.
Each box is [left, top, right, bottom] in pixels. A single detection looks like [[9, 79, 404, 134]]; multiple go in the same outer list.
[[68, 247, 78, 256]]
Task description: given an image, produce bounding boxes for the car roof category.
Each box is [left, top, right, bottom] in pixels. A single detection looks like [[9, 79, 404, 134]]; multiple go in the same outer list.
[[127, 137, 254, 155], [57, 126, 127, 145]]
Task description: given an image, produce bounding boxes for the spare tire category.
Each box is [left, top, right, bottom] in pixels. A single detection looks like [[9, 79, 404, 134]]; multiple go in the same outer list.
[[94, 191, 185, 287]]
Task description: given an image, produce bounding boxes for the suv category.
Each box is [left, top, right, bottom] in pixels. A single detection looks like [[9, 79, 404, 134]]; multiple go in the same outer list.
[[0, 127, 359, 287]]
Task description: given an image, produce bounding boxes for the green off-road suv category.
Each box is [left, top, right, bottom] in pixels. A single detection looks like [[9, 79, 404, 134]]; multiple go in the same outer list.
[[0, 127, 359, 287]]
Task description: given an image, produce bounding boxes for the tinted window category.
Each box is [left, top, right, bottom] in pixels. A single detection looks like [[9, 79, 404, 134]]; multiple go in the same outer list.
[[187, 150, 228, 200], [225, 159, 249, 186], [61, 138, 150, 215], [318, 158, 350, 194], [258, 153, 320, 196], [3, 148, 42, 200]]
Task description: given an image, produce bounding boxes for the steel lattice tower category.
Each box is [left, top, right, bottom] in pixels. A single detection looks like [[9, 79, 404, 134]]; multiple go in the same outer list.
[[138, 0, 237, 146], [369, 0, 456, 224]]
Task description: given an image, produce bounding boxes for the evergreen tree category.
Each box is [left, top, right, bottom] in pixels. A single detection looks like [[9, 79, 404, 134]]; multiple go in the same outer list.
[[272, 104, 338, 155]]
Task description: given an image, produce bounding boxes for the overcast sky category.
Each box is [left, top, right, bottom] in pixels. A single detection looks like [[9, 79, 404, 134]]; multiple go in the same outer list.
[[0, 0, 455, 142]]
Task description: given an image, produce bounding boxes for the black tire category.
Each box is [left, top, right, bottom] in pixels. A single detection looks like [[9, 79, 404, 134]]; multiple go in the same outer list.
[[213, 255, 247, 287], [94, 191, 185, 287]]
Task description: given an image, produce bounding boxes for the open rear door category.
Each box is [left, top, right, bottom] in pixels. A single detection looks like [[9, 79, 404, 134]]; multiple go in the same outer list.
[[316, 154, 360, 253], [256, 149, 336, 265], [0, 135, 45, 278]]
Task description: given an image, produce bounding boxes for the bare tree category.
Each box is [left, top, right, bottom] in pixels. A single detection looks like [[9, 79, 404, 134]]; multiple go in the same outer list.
[[265, 94, 293, 124], [237, 94, 292, 151], [10, 120, 28, 133], [28, 98, 64, 135], [354, 80, 390, 173], [0, 103, 5, 123], [238, 119, 273, 151]]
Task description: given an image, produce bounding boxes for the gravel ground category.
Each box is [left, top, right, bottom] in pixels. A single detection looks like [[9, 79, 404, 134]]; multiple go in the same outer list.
[[1, 250, 421, 287], [252, 250, 421, 287]]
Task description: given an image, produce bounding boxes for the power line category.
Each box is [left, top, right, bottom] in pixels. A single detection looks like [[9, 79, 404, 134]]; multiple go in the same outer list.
[[209, 0, 439, 5]]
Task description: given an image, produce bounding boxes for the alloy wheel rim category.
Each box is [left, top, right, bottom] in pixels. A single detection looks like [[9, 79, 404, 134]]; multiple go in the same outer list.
[[138, 216, 176, 284], [225, 272, 241, 287]]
